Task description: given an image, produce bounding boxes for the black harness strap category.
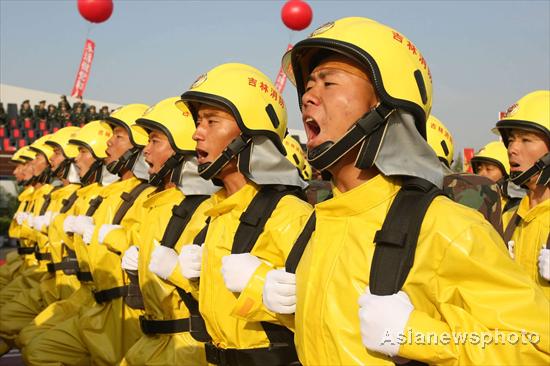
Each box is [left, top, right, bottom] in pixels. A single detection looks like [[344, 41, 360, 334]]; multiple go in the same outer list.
[[160, 196, 210, 249], [112, 181, 151, 225], [143, 195, 211, 341], [93, 285, 129, 303], [369, 178, 442, 295], [204, 342, 300, 366], [47, 260, 79, 273], [39, 193, 53, 216], [231, 185, 301, 254], [285, 212, 316, 274], [85, 196, 104, 216], [60, 191, 79, 214], [17, 246, 36, 255], [503, 212, 521, 244]]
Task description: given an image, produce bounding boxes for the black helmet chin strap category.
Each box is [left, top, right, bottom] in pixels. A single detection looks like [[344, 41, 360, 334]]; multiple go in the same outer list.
[[510, 153, 550, 187], [197, 134, 252, 181], [80, 160, 103, 186], [307, 103, 394, 171], [106, 147, 141, 176], [149, 153, 185, 187], [36, 166, 53, 184], [53, 158, 73, 180]]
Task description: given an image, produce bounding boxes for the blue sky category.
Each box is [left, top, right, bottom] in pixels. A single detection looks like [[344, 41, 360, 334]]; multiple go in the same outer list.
[[1, 0, 549, 155]]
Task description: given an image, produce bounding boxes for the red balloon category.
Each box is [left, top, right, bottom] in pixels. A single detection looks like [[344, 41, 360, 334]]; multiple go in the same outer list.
[[281, 0, 313, 31], [77, 0, 113, 24]]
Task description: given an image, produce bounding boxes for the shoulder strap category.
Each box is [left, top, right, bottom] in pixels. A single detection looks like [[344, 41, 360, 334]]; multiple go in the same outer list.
[[112, 181, 151, 225], [369, 178, 442, 295], [158, 195, 211, 342], [60, 191, 79, 214], [160, 195, 210, 249], [503, 212, 521, 244], [503, 197, 521, 213], [285, 212, 316, 274], [231, 185, 300, 254], [85, 196, 104, 216], [39, 193, 53, 215]]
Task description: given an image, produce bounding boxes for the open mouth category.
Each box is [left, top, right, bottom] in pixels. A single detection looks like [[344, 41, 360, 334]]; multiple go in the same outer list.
[[304, 117, 321, 142], [509, 161, 521, 170], [196, 148, 209, 162]]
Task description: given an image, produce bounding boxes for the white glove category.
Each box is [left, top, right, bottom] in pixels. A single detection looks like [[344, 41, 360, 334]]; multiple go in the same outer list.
[[26, 213, 35, 227], [32, 215, 45, 230], [121, 245, 139, 271], [98, 224, 122, 244], [149, 244, 178, 280], [82, 224, 95, 244], [538, 248, 550, 281], [15, 212, 28, 225], [358, 288, 413, 357], [73, 215, 93, 235], [43, 211, 57, 228], [221, 253, 262, 293], [507, 240, 515, 259], [178, 244, 203, 279], [63, 215, 77, 233], [263, 269, 296, 314]]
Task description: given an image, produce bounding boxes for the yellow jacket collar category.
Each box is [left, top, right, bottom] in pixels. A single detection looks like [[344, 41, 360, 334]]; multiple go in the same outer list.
[[77, 182, 100, 198], [100, 176, 141, 196], [18, 186, 35, 201], [316, 174, 401, 217], [517, 195, 550, 223], [50, 183, 80, 200], [205, 182, 259, 218], [143, 187, 182, 209]]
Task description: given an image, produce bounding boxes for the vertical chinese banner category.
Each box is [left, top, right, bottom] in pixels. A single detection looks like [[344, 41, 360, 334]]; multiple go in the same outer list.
[[71, 39, 95, 98], [463, 147, 475, 173], [274, 44, 293, 93]]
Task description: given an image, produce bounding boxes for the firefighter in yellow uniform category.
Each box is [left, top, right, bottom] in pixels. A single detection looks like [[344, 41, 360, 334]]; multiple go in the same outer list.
[[261, 17, 549, 365], [0, 135, 57, 310], [20, 121, 111, 357], [24, 106, 158, 366], [471, 140, 524, 216], [495, 90, 550, 300], [0, 128, 83, 350], [2, 146, 36, 290], [178, 63, 311, 365], [121, 97, 217, 365]]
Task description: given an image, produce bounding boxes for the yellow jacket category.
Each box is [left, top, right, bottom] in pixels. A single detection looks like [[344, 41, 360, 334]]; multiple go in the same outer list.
[[50, 182, 102, 276], [199, 182, 311, 349], [508, 196, 550, 299], [295, 174, 549, 365], [136, 187, 211, 320], [86, 177, 155, 292], [18, 183, 55, 244], [8, 185, 34, 239]]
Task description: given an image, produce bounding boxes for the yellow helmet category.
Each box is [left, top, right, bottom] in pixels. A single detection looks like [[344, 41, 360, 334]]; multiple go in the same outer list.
[[470, 141, 510, 177], [282, 17, 432, 134], [283, 135, 311, 180], [179, 63, 287, 153], [11, 146, 35, 164], [495, 90, 550, 146], [44, 127, 80, 159], [426, 115, 454, 167], [136, 97, 196, 154], [136, 97, 197, 186], [68, 120, 112, 159], [104, 104, 149, 147], [495, 90, 550, 186], [29, 135, 55, 163]]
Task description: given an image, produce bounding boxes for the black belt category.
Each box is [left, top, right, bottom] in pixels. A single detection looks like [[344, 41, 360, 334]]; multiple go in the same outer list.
[[139, 316, 196, 335], [35, 251, 52, 261], [17, 247, 36, 255], [47, 261, 79, 273], [204, 342, 300, 366], [93, 285, 128, 303], [76, 271, 93, 282]]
